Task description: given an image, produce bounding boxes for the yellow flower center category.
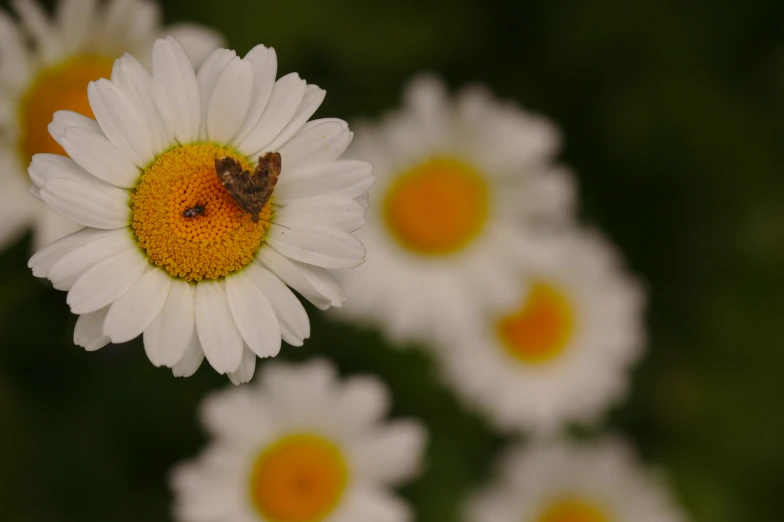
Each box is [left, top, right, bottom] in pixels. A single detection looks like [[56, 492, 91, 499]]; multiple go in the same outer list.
[[536, 498, 612, 522], [249, 434, 348, 522], [497, 282, 575, 363], [17, 55, 114, 164], [383, 157, 489, 255], [131, 143, 271, 281]]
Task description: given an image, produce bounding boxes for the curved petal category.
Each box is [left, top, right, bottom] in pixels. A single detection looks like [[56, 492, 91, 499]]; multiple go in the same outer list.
[[244, 263, 309, 346], [225, 271, 282, 358], [66, 248, 147, 314], [277, 118, 352, 171], [152, 36, 201, 144], [162, 23, 225, 68], [28, 227, 115, 279], [256, 246, 346, 309], [73, 306, 111, 351], [232, 44, 277, 144], [143, 278, 196, 367], [337, 376, 390, 431], [56, 0, 98, 53], [265, 222, 365, 269], [275, 196, 366, 233], [333, 486, 411, 522], [48, 110, 100, 147], [40, 176, 130, 229], [237, 73, 306, 157], [264, 84, 326, 151], [195, 49, 236, 139], [275, 159, 374, 202], [88, 79, 154, 166], [104, 268, 170, 343], [206, 57, 253, 144], [227, 345, 257, 385], [352, 420, 427, 484], [61, 127, 140, 188], [195, 280, 243, 374], [172, 334, 204, 378], [48, 228, 135, 290]]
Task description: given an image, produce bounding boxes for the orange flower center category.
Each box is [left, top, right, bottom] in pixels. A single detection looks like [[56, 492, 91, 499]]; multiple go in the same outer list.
[[249, 434, 348, 522], [536, 498, 612, 522], [497, 282, 575, 363], [383, 157, 489, 255], [17, 55, 114, 164], [131, 143, 271, 281]]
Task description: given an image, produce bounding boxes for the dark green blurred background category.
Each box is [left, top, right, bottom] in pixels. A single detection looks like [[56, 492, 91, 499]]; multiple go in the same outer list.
[[1, 1, 783, 521]]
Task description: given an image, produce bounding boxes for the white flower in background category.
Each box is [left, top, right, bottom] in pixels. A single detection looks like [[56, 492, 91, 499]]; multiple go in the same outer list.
[[0, 0, 223, 251], [331, 74, 575, 345], [28, 37, 373, 383], [466, 437, 687, 522], [437, 229, 645, 434], [171, 359, 426, 522]]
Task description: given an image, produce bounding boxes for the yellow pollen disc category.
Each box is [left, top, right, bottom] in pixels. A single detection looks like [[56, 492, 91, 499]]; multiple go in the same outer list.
[[536, 498, 612, 522], [18, 55, 114, 164], [249, 434, 348, 522], [131, 143, 272, 281], [496, 282, 575, 363], [383, 157, 489, 255]]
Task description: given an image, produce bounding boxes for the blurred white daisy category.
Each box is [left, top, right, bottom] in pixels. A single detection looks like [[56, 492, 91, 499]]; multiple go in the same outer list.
[[332, 74, 575, 344], [437, 229, 644, 433], [28, 37, 373, 383], [171, 359, 427, 522], [466, 437, 687, 522], [0, 0, 223, 251]]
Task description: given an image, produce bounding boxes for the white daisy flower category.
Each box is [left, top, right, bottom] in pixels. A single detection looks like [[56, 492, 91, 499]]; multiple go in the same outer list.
[[437, 228, 645, 434], [27, 37, 374, 383], [466, 437, 687, 522], [170, 358, 427, 522], [0, 0, 223, 251], [331, 74, 575, 344]]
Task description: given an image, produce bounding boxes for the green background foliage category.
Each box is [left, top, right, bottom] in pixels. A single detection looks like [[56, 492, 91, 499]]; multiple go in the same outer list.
[[1, 1, 782, 521]]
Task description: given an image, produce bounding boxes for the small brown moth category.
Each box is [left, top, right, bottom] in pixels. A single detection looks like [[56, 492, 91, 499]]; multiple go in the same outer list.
[[215, 152, 281, 223]]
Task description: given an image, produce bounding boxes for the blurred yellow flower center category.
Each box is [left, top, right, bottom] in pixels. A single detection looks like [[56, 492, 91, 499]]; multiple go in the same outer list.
[[383, 157, 489, 255], [536, 498, 611, 522], [497, 282, 574, 363], [249, 434, 348, 522], [131, 143, 271, 282], [17, 55, 114, 164]]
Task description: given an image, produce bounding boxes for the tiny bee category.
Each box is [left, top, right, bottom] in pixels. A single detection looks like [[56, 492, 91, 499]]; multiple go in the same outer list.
[[182, 205, 205, 218]]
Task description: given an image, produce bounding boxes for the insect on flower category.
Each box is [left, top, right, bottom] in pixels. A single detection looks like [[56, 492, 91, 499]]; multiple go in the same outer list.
[[216, 152, 281, 223], [182, 205, 206, 218]]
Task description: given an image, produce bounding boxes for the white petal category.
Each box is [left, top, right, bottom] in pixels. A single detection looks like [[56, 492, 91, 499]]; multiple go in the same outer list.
[[275, 196, 366, 233], [162, 24, 225, 68], [195, 49, 236, 139], [243, 263, 309, 346], [277, 118, 352, 171], [257, 246, 346, 309], [111, 54, 170, 155], [56, 0, 97, 53], [12, 0, 58, 63], [265, 222, 365, 269], [227, 345, 257, 385], [0, 11, 31, 87], [275, 159, 374, 202], [48, 110, 100, 147], [48, 228, 134, 290], [61, 127, 140, 188], [104, 268, 170, 343], [143, 279, 196, 367], [73, 307, 111, 351], [264, 84, 326, 151], [195, 280, 243, 374], [225, 271, 282, 358], [152, 37, 201, 144], [40, 176, 130, 229], [338, 376, 390, 430], [336, 487, 411, 522], [206, 57, 253, 144], [353, 420, 427, 484], [66, 248, 147, 314], [237, 73, 306, 157], [29, 153, 96, 188], [28, 227, 115, 278], [88, 79, 154, 166], [172, 334, 204, 378], [232, 45, 277, 144]]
